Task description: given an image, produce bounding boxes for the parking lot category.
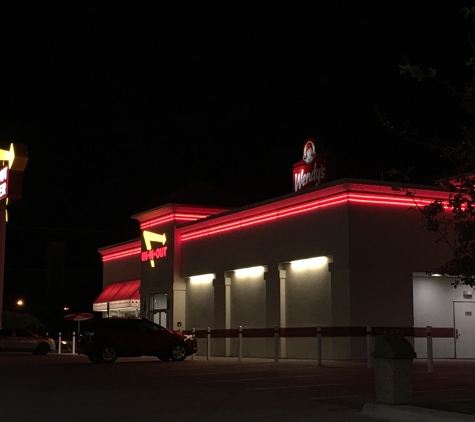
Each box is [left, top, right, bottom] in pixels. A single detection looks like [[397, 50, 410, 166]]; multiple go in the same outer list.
[[1, 354, 475, 422]]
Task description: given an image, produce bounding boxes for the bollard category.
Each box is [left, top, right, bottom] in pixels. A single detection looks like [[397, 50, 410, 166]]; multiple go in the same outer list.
[[72, 331, 76, 354], [191, 328, 195, 360], [207, 327, 211, 360], [274, 325, 280, 362], [367, 326, 373, 368], [238, 326, 243, 362], [316, 326, 322, 366], [58, 332, 62, 354], [427, 326, 434, 373]]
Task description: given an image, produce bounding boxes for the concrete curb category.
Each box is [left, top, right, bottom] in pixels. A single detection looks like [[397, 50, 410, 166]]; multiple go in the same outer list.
[[363, 403, 475, 422]]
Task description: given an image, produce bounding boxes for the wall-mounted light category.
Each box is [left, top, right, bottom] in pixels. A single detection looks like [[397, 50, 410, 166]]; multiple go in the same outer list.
[[189, 273, 215, 284], [290, 256, 328, 270], [234, 266, 265, 277]]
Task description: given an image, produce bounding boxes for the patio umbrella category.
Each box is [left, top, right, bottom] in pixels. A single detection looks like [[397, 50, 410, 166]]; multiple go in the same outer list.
[[64, 312, 94, 333]]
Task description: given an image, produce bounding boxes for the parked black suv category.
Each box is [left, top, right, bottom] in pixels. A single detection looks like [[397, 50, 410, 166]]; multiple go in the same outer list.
[[77, 317, 197, 363]]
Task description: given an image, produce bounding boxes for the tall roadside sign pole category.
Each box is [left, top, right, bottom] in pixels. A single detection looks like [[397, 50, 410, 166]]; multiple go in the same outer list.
[[0, 143, 28, 328]]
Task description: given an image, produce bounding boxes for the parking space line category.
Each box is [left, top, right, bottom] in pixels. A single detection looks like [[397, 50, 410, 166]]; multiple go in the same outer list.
[[313, 393, 375, 400], [246, 382, 371, 391], [195, 373, 352, 383], [414, 387, 475, 394], [153, 370, 269, 377]]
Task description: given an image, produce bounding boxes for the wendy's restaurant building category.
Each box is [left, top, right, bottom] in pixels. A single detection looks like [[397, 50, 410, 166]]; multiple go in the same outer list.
[[93, 140, 473, 360]]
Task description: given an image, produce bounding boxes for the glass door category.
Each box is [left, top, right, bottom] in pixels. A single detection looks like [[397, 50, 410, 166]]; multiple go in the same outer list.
[[150, 293, 169, 328]]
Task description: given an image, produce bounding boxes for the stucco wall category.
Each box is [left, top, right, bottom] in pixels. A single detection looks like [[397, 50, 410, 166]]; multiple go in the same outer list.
[[102, 255, 141, 287], [413, 275, 472, 358], [185, 277, 214, 330]]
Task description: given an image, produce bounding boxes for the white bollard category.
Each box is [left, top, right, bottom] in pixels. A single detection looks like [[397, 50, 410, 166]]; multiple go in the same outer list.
[[238, 326, 243, 362], [317, 326, 322, 366], [274, 325, 280, 362], [427, 326, 434, 373], [58, 332, 62, 354], [72, 331, 76, 354], [207, 327, 211, 360], [191, 328, 195, 360], [367, 326, 373, 368]]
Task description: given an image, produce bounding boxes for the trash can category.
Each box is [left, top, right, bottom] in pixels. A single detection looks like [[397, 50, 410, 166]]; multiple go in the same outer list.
[[373, 335, 416, 405]]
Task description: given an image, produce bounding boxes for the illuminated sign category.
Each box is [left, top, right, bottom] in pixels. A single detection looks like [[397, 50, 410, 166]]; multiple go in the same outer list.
[[0, 144, 15, 169], [142, 230, 167, 267], [0, 166, 9, 201], [292, 138, 327, 192]]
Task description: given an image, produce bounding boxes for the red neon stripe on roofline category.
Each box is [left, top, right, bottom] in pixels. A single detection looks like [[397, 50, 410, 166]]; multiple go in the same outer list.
[[102, 247, 141, 262], [139, 212, 211, 229], [181, 195, 350, 241], [181, 193, 447, 242]]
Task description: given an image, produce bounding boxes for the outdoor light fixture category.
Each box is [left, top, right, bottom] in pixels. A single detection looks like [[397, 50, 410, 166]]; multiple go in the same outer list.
[[290, 256, 328, 270], [189, 274, 215, 284], [234, 266, 265, 276], [16, 299, 24, 306]]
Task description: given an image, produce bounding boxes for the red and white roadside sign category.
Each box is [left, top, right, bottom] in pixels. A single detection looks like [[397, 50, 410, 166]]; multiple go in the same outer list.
[[0, 165, 9, 201]]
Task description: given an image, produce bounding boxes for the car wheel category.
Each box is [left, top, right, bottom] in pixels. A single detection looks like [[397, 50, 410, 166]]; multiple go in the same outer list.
[[100, 346, 117, 363], [170, 344, 187, 361], [88, 355, 101, 364], [36, 343, 50, 355]]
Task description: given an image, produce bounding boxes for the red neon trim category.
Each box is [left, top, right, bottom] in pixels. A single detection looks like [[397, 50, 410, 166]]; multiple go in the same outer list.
[[175, 213, 210, 219], [140, 212, 211, 229], [181, 193, 447, 242], [102, 247, 141, 262], [140, 214, 175, 229]]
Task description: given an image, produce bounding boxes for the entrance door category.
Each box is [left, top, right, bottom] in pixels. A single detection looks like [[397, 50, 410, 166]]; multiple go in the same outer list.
[[150, 293, 168, 328], [151, 311, 168, 328], [454, 302, 475, 358]]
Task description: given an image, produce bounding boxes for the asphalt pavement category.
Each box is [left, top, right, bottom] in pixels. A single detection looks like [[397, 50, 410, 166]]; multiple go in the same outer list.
[[1, 354, 475, 422]]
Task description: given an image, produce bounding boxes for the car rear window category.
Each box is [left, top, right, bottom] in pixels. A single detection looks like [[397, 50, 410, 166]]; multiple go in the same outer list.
[[15, 329, 34, 337], [0, 329, 12, 337]]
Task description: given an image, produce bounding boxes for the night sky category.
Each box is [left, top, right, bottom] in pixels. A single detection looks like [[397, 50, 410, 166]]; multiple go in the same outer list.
[[0, 2, 472, 321]]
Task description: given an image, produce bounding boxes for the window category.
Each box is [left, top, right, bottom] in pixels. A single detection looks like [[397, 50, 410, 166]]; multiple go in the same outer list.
[[150, 293, 167, 311], [0, 329, 12, 337], [15, 329, 34, 337]]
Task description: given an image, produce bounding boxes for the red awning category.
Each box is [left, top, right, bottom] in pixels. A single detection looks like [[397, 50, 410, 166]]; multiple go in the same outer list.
[[93, 280, 140, 311]]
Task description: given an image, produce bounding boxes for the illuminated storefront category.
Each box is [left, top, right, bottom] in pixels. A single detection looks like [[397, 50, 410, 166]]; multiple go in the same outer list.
[[95, 140, 474, 360], [95, 175, 474, 360]]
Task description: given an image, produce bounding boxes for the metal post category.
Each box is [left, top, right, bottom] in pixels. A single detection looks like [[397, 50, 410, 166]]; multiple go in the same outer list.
[[207, 327, 211, 360], [274, 325, 280, 362], [58, 332, 62, 354], [72, 331, 76, 354], [238, 326, 243, 362], [317, 326, 322, 366], [191, 328, 195, 360], [366, 326, 373, 368], [427, 325, 434, 373]]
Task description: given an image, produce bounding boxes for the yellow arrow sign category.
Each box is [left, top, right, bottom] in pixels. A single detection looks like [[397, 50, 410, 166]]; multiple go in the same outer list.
[[142, 231, 167, 268], [0, 144, 15, 169], [143, 231, 167, 250]]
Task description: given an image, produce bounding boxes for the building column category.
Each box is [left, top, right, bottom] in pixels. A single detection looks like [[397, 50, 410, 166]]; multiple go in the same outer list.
[[172, 281, 186, 331], [265, 265, 286, 358], [213, 274, 231, 356]]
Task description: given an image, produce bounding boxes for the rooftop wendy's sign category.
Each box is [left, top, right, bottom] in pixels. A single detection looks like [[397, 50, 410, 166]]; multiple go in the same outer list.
[[292, 139, 328, 192]]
